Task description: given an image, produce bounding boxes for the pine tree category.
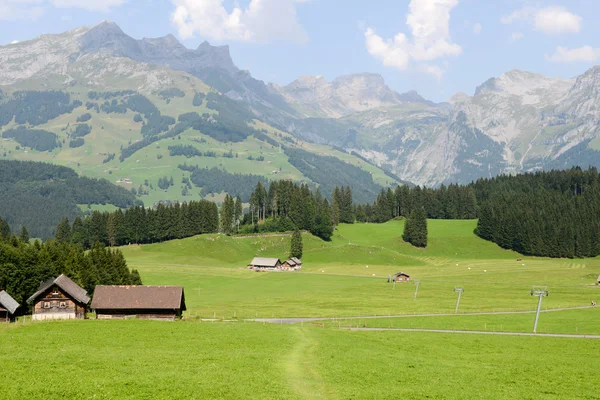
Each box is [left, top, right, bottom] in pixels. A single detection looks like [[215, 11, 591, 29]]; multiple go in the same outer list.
[[19, 226, 29, 243], [55, 217, 72, 243], [402, 208, 428, 248], [290, 229, 303, 259], [220, 194, 235, 235]]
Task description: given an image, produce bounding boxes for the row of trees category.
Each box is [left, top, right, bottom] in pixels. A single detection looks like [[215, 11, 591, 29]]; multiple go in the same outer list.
[[244, 181, 334, 241], [55, 200, 219, 248], [475, 168, 600, 258], [0, 235, 141, 311]]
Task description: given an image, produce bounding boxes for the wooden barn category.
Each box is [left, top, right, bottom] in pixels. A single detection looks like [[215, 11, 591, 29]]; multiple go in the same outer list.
[[27, 275, 90, 321], [282, 257, 302, 270], [0, 290, 20, 323], [91, 286, 186, 320], [248, 257, 282, 271], [393, 272, 411, 282]]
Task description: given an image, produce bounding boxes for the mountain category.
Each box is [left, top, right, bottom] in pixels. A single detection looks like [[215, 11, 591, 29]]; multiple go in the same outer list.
[[3, 21, 600, 191], [0, 22, 402, 209], [273, 73, 436, 118]]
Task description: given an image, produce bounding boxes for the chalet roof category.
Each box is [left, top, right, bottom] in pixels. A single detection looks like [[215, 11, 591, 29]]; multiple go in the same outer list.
[[91, 286, 186, 311], [286, 259, 297, 266], [27, 274, 90, 305], [0, 290, 20, 315], [249, 257, 281, 267], [393, 272, 410, 277], [290, 257, 302, 264]]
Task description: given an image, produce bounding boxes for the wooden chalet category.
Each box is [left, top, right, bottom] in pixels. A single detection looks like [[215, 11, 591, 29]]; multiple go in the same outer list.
[[248, 257, 282, 271], [0, 290, 20, 323], [27, 275, 90, 321], [393, 272, 411, 282], [91, 286, 186, 320], [282, 257, 302, 270]]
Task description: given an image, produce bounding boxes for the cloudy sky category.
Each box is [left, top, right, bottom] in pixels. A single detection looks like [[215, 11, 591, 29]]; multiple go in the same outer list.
[[1, 0, 599, 102]]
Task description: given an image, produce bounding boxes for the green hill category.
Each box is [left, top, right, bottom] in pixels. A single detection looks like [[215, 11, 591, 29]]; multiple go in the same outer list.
[[0, 160, 139, 238], [0, 85, 402, 207], [120, 220, 600, 318]]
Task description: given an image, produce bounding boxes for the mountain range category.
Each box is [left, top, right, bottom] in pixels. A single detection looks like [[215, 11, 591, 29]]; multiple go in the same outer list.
[[1, 21, 600, 194]]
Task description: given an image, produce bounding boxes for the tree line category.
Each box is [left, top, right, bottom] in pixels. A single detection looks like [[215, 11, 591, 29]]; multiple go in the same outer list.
[[474, 167, 600, 258], [55, 200, 219, 248], [240, 181, 334, 241], [0, 234, 141, 313]]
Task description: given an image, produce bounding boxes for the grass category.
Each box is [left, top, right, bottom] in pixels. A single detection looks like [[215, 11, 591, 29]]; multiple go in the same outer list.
[[1, 320, 599, 399], [121, 220, 600, 318], [2, 220, 600, 399], [320, 307, 600, 335]]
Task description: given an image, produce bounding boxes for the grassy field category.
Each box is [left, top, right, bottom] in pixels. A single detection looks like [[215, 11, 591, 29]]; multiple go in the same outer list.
[[0, 320, 599, 399], [121, 220, 600, 319], [2, 220, 600, 399]]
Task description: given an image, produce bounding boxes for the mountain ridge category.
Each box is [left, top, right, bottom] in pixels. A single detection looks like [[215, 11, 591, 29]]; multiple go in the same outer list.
[[2, 21, 600, 188]]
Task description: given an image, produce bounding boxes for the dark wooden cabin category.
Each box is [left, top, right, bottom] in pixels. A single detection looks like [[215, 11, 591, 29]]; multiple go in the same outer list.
[[0, 290, 20, 323], [91, 286, 186, 320], [393, 272, 411, 282], [27, 275, 90, 321]]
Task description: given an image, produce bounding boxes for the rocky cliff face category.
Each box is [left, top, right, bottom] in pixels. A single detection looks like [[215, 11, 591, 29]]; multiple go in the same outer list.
[[275, 73, 435, 118]]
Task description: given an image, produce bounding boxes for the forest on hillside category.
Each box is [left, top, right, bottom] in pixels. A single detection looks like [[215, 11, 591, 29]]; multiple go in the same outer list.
[[0, 160, 140, 239]]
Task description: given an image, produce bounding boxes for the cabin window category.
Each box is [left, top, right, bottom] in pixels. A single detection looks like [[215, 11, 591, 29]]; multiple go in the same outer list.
[[59, 302, 67, 309], [43, 302, 50, 309], [52, 290, 59, 296]]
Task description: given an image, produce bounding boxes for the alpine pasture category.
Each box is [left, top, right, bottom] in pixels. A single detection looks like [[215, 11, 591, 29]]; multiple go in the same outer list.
[[1, 219, 600, 399]]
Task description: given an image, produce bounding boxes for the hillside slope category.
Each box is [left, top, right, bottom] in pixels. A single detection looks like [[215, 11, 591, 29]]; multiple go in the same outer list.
[[0, 23, 401, 206], [0, 160, 139, 238]]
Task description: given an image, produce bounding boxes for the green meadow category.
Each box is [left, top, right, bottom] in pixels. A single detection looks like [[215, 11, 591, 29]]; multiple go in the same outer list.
[[1, 320, 599, 399], [121, 220, 600, 318], [2, 219, 600, 399]]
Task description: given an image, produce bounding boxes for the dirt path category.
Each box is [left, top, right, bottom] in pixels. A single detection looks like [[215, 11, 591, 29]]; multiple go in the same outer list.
[[283, 327, 331, 399], [349, 327, 600, 339], [252, 305, 596, 325]]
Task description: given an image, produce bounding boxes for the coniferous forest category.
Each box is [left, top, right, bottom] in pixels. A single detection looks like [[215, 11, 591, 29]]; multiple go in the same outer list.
[[0, 235, 141, 313]]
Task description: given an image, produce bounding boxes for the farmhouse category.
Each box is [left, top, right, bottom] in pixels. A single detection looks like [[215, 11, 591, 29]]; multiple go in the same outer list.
[[248, 257, 282, 271], [27, 275, 90, 321], [0, 290, 20, 322], [393, 272, 411, 282], [282, 257, 302, 270], [91, 286, 186, 320]]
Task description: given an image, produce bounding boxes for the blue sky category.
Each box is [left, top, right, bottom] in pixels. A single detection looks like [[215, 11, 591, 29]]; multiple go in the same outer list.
[[1, 0, 600, 102]]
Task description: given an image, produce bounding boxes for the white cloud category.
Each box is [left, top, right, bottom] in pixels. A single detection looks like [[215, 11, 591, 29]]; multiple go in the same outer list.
[[547, 45, 600, 63], [473, 22, 482, 35], [502, 5, 581, 35], [511, 32, 524, 41], [50, 0, 125, 12], [364, 0, 461, 77], [170, 0, 308, 44]]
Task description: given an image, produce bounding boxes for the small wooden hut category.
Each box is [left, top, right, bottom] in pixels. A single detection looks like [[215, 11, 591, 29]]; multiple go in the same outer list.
[[248, 257, 282, 271], [27, 275, 90, 321], [282, 257, 302, 270], [91, 286, 186, 320], [393, 272, 411, 282], [0, 290, 20, 322]]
